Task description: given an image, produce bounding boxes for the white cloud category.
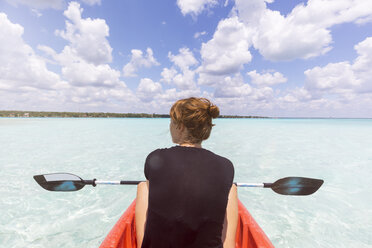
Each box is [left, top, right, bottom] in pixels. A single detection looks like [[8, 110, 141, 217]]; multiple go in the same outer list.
[[211, 74, 275, 103], [207, 88, 277, 116], [0, 89, 68, 112], [305, 62, 358, 92], [81, 0, 101, 6], [35, 3, 137, 109], [160, 67, 178, 84], [198, 0, 371, 80], [276, 89, 372, 117], [68, 84, 135, 105], [137, 78, 162, 94], [55, 1, 112, 65], [198, 16, 253, 77], [233, 0, 266, 27], [355, 15, 372, 25], [61, 58, 122, 87], [171, 69, 197, 90], [177, 0, 218, 16], [136, 78, 162, 102], [234, 0, 372, 61], [39, 2, 126, 89], [123, 48, 160, 77], [5, 0, 64, 9], [157, 88, 201, 104], [251, 86, 274, 101], [247, 70, 287, 87], [304, 37, 372, 95], [168, 47, 198, 71], [214, 83, 252, 98], [272, 37, 372, 116], [197, 73, 226, 86], [352, 37, 372, 92], [281, 88, 313, 103], [194, 31, 207, 39], [0, 3, 141, 112], [252, 10, 332, 60], [135, 82, 201, 111], [198, 70, 279, 102], [152, 48, 203, 108], [31, 9, 43, 17], [5, 0, 103, 9], [0, 13, 65, 91], [289, 0, 372, 27], [161, 47, 199, 90]]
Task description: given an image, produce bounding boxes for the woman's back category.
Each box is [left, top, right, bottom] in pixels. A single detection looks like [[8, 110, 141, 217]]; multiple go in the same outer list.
[[135, 97, 238, 248], [142, 146, 234, 248]]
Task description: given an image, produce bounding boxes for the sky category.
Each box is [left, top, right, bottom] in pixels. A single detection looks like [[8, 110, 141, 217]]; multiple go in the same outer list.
[[0, 0, 371, 117]]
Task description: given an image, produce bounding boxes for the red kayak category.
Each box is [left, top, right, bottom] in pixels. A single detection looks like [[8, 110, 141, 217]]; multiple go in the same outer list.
[[100, 200, 274, 248]]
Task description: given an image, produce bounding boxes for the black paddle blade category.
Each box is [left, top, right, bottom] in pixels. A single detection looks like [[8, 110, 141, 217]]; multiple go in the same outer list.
[[271, 177, 324, 196], [33, 173, 85, 192]]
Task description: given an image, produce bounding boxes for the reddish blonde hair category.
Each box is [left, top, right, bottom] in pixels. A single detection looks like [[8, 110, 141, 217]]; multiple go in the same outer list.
[[170, 97, 219, 143]]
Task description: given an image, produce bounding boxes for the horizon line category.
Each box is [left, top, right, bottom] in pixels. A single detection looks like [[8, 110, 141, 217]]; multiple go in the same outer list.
[[1, 110, 372, 119]]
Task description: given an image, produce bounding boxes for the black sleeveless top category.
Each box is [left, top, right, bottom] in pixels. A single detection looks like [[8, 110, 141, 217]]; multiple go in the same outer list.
[[142, 146, 234, 248]]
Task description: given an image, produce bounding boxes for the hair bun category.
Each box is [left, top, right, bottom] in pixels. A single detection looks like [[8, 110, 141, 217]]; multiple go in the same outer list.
[[209, 105, 219, 119]]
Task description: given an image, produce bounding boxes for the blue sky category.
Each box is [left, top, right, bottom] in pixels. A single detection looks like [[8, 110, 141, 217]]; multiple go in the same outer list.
[[0, 0, 371, 117]]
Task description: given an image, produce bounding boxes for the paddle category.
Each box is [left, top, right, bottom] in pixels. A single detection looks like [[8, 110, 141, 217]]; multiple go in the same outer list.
[[236, 177, 324, 196], [34, 173, 323, 196]]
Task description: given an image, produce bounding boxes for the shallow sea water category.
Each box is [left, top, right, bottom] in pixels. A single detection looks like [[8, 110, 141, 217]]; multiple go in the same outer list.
[[0, 118, 371, 248]]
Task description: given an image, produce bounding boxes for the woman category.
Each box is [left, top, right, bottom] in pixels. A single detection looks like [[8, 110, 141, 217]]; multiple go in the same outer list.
[[135, 97, 238, 248]]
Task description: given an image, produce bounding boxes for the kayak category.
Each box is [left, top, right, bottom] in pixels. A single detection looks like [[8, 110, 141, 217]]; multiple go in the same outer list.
[[99, 200, 274, 248]]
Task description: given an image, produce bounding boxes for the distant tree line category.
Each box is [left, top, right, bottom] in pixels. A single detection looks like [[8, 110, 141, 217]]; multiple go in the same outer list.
[[218, 115, 268, 118], [0, 111, 267, 119]]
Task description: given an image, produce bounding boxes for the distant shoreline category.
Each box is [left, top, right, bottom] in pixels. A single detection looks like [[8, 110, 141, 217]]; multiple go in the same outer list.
[[0, 110, 267, 119]]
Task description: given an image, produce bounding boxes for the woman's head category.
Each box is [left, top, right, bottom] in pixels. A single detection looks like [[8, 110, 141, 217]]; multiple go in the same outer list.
[[170, 97, 219, 144]]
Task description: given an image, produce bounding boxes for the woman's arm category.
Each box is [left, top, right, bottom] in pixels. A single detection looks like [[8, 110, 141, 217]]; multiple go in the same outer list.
[[135, 181, 149, 248], [222, 184, 238, 248]]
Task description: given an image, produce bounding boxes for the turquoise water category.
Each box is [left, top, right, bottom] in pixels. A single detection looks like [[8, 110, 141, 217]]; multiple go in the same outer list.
[[1, 118, 371, 248]]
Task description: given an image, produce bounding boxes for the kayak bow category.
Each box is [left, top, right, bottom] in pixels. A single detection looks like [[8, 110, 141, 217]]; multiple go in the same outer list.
[[99, 199, 274, 248]]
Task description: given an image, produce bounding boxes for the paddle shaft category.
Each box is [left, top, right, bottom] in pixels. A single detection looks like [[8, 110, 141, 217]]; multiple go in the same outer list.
[[83, 180, 143, 186], [89, 180, 272, 187], [236, 183, 273, 188]]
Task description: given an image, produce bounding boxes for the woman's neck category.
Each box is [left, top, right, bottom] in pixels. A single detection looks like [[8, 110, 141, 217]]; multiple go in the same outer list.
[[179, 142, 202, 148]]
